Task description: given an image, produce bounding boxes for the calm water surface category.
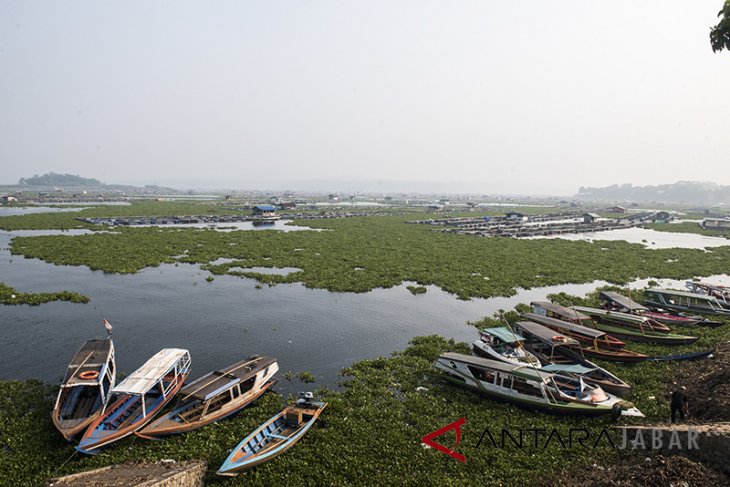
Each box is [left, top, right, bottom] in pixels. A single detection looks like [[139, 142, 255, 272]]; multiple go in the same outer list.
[[2, 225, 729, 394]]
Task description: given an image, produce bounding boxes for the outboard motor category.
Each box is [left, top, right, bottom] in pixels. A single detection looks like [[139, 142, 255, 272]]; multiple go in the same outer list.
[[298, 391, 314, 405]]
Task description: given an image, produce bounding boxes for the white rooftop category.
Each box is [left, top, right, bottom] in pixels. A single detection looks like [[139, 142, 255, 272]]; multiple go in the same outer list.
[[112, 348, 190, 395]]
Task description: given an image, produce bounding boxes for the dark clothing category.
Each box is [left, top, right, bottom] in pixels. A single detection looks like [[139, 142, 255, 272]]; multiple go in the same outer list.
[[670, 390, 688, 423], [671, 390, 687, 408], [671, 404, 686, 423]]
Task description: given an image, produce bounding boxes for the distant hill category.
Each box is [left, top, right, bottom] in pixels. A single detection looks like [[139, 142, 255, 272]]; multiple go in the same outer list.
[[576, 181, 730, 205], [19, 173, 103, 187]]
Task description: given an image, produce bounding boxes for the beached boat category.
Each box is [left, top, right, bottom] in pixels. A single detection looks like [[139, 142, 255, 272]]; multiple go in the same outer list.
[[472, 327, 542, 367], [434, 352, 642, 417], [52, 339, 116, 441], [138, 355, 278, 438], [522, 312, 649, 363], [530, 302, 626, 349], [573, 306, 698, 345], [685, 281, 730, 303], [76, 348, 191, 454], [513, 321, 631, 396], [644, 288, 730, 317], [217, 392, 327, 475], [599, 291, 703, 326]]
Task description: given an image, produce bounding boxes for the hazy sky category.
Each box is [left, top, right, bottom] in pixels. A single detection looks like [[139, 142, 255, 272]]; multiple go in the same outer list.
[[1, 1, 729, 195]]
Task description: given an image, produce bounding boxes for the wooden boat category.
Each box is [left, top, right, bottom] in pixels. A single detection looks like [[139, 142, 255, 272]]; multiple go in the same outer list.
[[522, 312, 650, 363], [217, 392, 327, 475], [52, 339, 116, 441], [685, 281, 730, 303], [434, 352, 642, 417], [599, 290, 702, 326], [644, 288, 730, 317], [138, 355, 278, 438], [513, 321, 631, 396], [573, 306, 698, 345], [530, 302, 626, 349], [472, 327, 542, 367], [76, 348, 191, 454]]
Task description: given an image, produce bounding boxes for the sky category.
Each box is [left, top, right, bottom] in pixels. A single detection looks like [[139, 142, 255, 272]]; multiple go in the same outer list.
[[1, 1, 729, 195]]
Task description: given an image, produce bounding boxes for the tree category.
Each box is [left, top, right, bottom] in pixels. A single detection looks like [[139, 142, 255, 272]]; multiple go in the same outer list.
[[710, 0, 730, 52]]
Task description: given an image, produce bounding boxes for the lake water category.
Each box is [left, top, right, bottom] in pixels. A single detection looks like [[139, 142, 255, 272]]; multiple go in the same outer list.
[[526, 227, 729, 249], [0, 206, 87, 216], [2, 224, 730, 394]]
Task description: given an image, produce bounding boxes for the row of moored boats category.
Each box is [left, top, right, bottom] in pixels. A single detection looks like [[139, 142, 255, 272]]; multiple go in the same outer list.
[[52, 343, 325, 475], [435, 285, 728, 419]]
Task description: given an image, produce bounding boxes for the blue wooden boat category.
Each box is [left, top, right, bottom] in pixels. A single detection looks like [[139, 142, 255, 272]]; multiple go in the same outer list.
[[217, 392, 327, 475], [76, 348, 191, 454]]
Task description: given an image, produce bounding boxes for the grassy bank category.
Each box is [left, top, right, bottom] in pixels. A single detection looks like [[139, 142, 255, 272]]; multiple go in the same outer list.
[[0, 282, 89, 306], [644, 222, 730, 239], [9, 214, 730, 300]]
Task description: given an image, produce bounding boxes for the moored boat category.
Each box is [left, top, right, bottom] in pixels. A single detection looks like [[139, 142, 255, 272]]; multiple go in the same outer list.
[[644, 288, 730, 317], [472, 327, 542, 367], [137, 355, 278, 438], [522, 312, 650, 363], [599, 290, 703, 326], [513, 321, 632, 396], [573, 306, 698, 345], [434, 352, 642, 417], [530, 302, 626, 349], [217, 392, 327, 475], [76, 348, 191, 454], [52, 339, 116, 441], [685, 281, 730, 303]]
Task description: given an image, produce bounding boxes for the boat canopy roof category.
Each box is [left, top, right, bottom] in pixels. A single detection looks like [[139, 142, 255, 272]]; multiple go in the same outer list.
[[480, 327, 525, 344], [64, 339, 113, 386], [530, 301, 591, 321], [600, 291, 648, 312], [573, 306, 649, 324], [513, 321, 580, 347], [113, 348, 190, 395], [180, 355, 276, 402], [522, 313, 606, 339], [646, 288, 719, 302], [542, 364, 596, 374], [439, 352, 550, 381]]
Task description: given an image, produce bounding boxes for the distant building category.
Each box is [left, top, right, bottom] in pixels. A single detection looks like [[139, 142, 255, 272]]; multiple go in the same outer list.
[[608, 206, 627, 214], [652, 211, 674, 224], [277, 201, 296, 210], [427, 204, 444, 212], [252, 205, 277, 217], [505, 211, 525, 221], [583, 212, 600, 223], [0, 195, 18, 204], [702, 218, 730, 230], [327, 194, 339, 201]]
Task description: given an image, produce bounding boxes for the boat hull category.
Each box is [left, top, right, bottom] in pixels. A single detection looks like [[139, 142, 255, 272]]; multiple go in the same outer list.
[[76, 374, 188, 454], [591, 323, 698, 345], [137, 379, 277, 438], [217, 401, 327, 475]]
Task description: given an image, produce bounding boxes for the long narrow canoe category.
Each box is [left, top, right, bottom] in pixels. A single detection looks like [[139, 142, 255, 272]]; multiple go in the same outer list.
[[644, 288, 730, 317], [530, 302, 626, 349], [52, 339, 116, 441], [77, 349, 191, 454], [522, 313, 649, 363], [137, 355, 278, 438], [599, 291, 703, 326], [218, 394, 327, 475], [574, 306, 698, 345]]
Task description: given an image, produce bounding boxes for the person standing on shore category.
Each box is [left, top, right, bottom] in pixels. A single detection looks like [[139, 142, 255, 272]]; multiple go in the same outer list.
[[671, 386, 689, 423]]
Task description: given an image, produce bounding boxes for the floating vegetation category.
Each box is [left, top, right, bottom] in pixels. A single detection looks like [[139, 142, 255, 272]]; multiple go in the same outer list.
[[297, 371, 316, 383], [406, 285, 427, 295], [8, 214, 730, 300], [205, 276, 215, 282], [0, 282, 89, 306]]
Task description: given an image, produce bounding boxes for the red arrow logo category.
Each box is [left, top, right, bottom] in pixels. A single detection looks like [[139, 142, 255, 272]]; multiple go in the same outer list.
[[421, 417, 467, 463]]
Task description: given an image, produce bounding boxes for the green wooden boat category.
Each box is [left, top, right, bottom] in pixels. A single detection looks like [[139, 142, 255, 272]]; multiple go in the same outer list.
[[434, 352, 642, 417], [573, 306, 698, 345]]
